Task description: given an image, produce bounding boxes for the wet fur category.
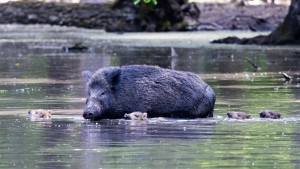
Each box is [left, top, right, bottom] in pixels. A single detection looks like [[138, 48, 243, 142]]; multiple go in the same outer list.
[[227, 111, 251, 119], [82, 65, 216, 120], [28, 109, 52, 120], [259, 110, 281, 119], [124, 112, 148, 121]]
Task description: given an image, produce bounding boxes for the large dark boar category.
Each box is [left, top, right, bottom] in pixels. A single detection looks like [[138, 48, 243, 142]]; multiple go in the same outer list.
[[82, 65, 215, 120]]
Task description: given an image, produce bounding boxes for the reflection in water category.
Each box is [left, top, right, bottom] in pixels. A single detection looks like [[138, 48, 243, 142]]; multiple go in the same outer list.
[[77, 119, 216, 169], [0, 29, 299, 168], [1, 115, 300, 168]]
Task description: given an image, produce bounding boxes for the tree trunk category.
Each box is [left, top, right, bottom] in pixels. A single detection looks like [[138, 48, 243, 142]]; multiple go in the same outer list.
[[264, 0, 300, 44]]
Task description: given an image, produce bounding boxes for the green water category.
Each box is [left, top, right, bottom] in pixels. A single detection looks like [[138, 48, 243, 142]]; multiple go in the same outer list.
[[0, 24, 299, 169]]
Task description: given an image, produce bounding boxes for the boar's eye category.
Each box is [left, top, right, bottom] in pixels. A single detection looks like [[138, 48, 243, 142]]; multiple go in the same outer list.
[[100, 91, 105, 96]]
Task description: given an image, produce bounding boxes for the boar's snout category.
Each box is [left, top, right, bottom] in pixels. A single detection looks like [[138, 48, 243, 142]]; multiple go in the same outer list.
[[227, 112, 232, 118], [259, 111, 266, 118], [83, 97, 101, 120], [83, 109, 95, 119]]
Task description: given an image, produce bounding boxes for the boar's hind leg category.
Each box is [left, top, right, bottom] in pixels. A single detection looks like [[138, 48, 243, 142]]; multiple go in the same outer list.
[[195, 86, 215, 118], [206, 86, 216, 117]]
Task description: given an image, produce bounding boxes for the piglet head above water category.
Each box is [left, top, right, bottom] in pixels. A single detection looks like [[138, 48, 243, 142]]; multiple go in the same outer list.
[[82, 68, 120, 120], [28, 109, 52, 121], [124, 112, 148, 121], [259, 110, 281, 119]]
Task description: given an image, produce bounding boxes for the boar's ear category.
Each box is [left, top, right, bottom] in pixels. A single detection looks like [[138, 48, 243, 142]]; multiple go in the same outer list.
[[48, 110, 53, 115], [106, 68, 121, 87], [82, 71, 93, 82], [142, 113, 148, 119]]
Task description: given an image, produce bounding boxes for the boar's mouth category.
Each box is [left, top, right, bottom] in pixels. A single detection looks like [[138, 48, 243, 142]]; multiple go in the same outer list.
[[83, 97, 108, 120]]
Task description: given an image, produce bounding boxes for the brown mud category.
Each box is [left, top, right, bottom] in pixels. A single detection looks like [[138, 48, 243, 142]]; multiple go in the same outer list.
[[0, 1, 289, 32], [197, 3, 288, 31]]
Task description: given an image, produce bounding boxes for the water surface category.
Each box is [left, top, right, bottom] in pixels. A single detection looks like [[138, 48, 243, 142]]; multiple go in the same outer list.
[[0, 24, 299, 169]]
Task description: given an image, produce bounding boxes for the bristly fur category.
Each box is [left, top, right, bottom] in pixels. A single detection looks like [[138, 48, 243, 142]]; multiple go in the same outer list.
[[83, 65, 216, 120]]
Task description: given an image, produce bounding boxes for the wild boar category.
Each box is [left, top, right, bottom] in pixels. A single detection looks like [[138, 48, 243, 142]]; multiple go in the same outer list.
[[124, 112, 148, 121], [259, 110, 281, 119], [28, 109, 52, 120], [82, 65, 215, 120], [227, 111, 251, 119]]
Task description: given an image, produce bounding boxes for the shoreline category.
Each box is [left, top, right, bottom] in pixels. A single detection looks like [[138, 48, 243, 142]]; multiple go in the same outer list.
[[0, 1, 289, 32]]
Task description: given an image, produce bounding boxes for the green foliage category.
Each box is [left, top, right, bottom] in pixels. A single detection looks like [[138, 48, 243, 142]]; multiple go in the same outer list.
[[134, 0, 157, 5]]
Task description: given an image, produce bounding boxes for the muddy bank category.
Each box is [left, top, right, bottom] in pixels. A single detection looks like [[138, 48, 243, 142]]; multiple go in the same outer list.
[[0, 2, 114, 29], [0, 1, 288, 32], [0, 1, 200, 32], [0, 2, 134, 30], [197, 3, 288, 31]]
